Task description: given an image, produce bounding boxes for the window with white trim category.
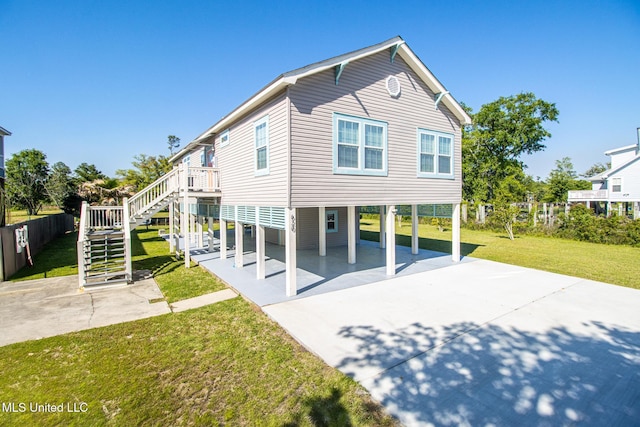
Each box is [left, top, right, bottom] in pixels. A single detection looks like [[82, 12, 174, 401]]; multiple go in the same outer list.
[[220, 129, 230, 147], [417, 129, 454, 179], [611, 177, 622, 193], [333, 113, 387, 176], [326, 210, 338, 233], [254, 116, 269, 175]]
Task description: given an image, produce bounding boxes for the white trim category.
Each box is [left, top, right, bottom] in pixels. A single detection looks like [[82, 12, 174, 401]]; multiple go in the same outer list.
[[326, 209, 338, 233], [417, 128, 454, 179], [333, 113, 388, 176], [171, 36, 471, 163], [254, 115, 270, 176], [611, 177, 622, 193], [219, 129, 230, 148]]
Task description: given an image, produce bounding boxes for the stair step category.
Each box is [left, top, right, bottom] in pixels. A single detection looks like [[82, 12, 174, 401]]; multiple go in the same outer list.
[[85, 270, 127, 279]]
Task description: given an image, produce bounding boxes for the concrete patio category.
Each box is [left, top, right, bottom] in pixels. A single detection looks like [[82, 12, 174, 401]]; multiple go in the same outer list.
[[189, 230, 474, 307], [186, 232, 640, 426]]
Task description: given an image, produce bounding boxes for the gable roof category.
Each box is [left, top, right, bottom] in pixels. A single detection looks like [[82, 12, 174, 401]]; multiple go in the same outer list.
[[589, 142, 640, 181], [0, 126, 11, 136], [172, 36, 471, 162], [590, 154, 640, 181], [604, 144, 638, 156]]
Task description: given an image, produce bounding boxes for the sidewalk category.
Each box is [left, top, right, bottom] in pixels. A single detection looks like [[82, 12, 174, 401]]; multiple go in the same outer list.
[[0, 273, 237, 347]]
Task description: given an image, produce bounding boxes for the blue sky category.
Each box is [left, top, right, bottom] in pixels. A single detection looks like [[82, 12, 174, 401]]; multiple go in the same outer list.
[[1, 0, 639, 180]]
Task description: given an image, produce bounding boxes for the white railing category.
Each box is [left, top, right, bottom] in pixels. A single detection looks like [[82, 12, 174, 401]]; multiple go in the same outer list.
[[77, 201, 132, 288], [186, 167, 221, 192], [85, 205, 126, 230], [568, 189, 608, 201], [128, 167, 181, 219], [127, 166, 221, 221]]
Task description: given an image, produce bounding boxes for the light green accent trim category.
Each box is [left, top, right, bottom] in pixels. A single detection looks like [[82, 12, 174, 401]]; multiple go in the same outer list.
[[434, 91, 449, 110], [390, 43, 403, 63], [335, 61, 348, 85]]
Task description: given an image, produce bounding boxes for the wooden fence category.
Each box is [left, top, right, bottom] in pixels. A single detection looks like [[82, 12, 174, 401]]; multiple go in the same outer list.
[[0, 213, 74, 280]]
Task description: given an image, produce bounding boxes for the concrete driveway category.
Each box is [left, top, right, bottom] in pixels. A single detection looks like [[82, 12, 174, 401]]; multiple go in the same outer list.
[[0, 273, 171, 347], [263, 259, 640, 426]]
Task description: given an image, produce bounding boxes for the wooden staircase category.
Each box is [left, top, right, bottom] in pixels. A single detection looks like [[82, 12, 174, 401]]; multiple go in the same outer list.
[[77, 165, 221, 289]]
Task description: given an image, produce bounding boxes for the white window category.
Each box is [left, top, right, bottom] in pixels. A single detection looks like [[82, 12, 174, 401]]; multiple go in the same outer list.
[[417, 129, 454, 179], [611, 177, 622, 193], [333, 113, 387, 176], [220, 129, 230, 148], [254, 116, 269, 176], [326, 210, 338, 233], [182, 155, 191, 166]]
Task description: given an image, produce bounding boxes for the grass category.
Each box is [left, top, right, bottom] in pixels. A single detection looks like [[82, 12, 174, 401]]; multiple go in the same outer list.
[[131, 228, 227, 303], [9, 231, 79, 280], [360, 218, 640, 290], [0, 300, 396, 426], [1, 225, 398, 426], [6, 208, 64, 225]]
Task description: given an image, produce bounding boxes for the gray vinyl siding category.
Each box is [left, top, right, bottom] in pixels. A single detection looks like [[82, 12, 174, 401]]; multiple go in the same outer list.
[[296, 207, 348, 249], [215, 94, 289, 206], [289, 51, 462, 207]]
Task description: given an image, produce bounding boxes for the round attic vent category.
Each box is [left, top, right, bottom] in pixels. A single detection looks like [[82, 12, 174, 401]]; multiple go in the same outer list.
[[386, 76, 401, 97]]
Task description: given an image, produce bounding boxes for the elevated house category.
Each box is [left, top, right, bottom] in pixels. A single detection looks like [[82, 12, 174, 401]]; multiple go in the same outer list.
[[77, 36, 471, 295], [568, 128, 640, 219]]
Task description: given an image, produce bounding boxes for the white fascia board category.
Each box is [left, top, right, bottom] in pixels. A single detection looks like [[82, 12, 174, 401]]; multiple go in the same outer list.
[[0, 126, 11, 136], [604, 144, 637, 156]]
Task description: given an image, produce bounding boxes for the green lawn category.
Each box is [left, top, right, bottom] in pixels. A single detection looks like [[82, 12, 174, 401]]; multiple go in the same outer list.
[[9, 231, 79, 280], [361, 218, 640, 290], [6, 208, 64, 225], [0, 225, 398, 426]]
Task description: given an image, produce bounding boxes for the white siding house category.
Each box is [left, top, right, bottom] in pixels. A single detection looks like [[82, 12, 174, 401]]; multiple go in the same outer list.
[[568, 128, 640, 218], [170, 36, 471, 296]]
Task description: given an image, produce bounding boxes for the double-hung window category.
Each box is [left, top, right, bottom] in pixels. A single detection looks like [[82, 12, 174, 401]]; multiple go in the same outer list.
[[417, 129, 454, 179], [611, 177, 622, 193], [333, 113, 387, 176], [254, 116, 269, 176]]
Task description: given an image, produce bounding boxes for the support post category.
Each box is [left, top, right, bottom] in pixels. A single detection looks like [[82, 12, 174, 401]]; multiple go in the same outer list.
[[197, 215, 204, 248], [348, 205, 356, 264], [285, 207, 297, 296], [452, 203, 461, 262], [182, 167, 190, 267], [235, 221, 244, 268], [411, 204, 419, 255], [256, 224, 265, 280], [318, 206, 326, 256], [169, 199, 175, 253], [386, 205, 396, 275], [379, 205, 386, 249], [207, 217, 214, 253], [220, 218, 227, 259]]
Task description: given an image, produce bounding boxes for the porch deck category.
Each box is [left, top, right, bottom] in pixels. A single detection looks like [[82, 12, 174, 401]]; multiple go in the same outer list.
[[184, 231, 474, 307]]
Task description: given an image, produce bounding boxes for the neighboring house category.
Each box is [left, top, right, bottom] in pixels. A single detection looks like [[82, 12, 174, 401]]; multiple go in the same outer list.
[[76, 36, 472, 294], [568, 128, 640, 219], [0, 126, 10, 227]]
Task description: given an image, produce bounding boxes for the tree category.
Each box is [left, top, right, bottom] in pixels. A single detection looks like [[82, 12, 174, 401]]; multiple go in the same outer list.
[[167, 135, 181, 155], [116, 154, 172, 191], [462, 93, 559, 202], [582, 162, 609, 178], [74, 162, 106, 183], [5, 149, 50, 215], [543, 157, 591, 202], [44, 161, 74, 209]]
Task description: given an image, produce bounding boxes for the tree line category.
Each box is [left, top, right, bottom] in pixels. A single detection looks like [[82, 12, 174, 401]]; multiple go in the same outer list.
[[4, 136, 180, 216]]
